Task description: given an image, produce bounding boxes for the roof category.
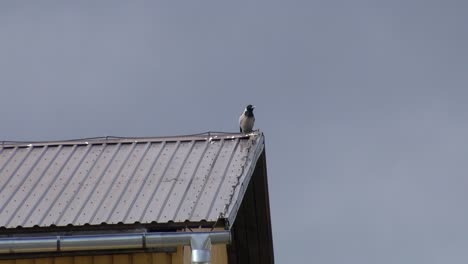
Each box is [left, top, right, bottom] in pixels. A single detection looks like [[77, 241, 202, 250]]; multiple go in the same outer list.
[[0, 132, 265, 230]]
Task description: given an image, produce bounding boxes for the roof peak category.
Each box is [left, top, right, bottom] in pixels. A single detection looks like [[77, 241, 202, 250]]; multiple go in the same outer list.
[[1, 131, 262, 148]]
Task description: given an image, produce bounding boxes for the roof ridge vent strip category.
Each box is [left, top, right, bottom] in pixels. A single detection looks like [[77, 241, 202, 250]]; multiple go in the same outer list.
[[155, 140, 197, 222], [4, 145, 63, 226], [0, 131, 257, 148], [38, 144, 95, 226], [171, 140, 211, 222], [187, 139, 226, 220], [20, 145, 78, 227], [69, 143, 123, 226], [0, 136, 123, 148], [52, 143, 111, 226], [0, 146, 47, 215], [121, 141, 167, 223], [140, 141, 182, 221], [88, 142, 139, 224]]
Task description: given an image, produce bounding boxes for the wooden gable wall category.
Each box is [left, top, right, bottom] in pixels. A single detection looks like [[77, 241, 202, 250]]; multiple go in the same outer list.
[[227, 151, 275, 264]]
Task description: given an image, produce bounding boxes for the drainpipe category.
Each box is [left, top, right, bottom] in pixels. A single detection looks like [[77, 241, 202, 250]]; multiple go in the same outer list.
[[190, 234, 211, 264], [0, 231, 230, 264]]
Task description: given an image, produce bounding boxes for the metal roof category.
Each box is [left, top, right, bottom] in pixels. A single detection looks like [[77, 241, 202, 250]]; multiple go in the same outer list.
[[0, 132, 264, 229]]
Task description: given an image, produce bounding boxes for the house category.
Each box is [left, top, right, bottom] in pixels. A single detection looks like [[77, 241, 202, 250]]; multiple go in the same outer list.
[[0, 132, 274, 264]]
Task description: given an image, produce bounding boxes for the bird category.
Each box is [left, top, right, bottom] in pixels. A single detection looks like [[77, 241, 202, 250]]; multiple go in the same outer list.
[[239, 105, 255, 133]]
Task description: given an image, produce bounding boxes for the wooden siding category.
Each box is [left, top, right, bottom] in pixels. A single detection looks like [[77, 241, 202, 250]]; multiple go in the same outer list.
[[0, 253, 171, 264], [0, 244, 228, 264]]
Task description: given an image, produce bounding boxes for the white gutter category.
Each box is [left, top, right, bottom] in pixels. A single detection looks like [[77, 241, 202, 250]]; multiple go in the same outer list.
[[0, 231, 230, 264]]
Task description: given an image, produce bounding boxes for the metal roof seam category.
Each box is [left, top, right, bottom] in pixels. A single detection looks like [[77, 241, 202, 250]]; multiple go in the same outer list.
[[140, 141, 181, 221], [188, 139, 226, 220], [104, 142, 152, 223], [20, 145, 78, 227], [0, 133, 265, 228], [206, 139, 240, 219], [155, 140, 196, 221], [89, 142, 138, 224], [122, 141, 167, 223], [38, 144, 94, 226], [5, 145, 63, 227], [172, 141, 210, 221], [0, 146, 48, 215], [0, 147, 34, 196], [54, 144, 109, 225], [0, 147, 18, 175], [221, 138, 254, 220], [70, 143, 123, 225]]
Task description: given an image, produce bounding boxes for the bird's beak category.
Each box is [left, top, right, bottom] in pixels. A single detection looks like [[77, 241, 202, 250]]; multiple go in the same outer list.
[[252, 105, 256, 109]]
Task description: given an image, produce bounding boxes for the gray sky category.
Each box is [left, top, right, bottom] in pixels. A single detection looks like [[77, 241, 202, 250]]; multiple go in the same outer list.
[[2, 1, 468, 263]]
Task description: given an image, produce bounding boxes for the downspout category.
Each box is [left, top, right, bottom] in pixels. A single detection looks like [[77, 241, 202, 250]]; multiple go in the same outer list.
[[190, 234, 211, 264], [0, 231, 230, 264]]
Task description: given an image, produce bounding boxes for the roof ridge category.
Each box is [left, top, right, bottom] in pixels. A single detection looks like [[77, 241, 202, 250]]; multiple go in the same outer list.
[[0, 131, 262, 148]]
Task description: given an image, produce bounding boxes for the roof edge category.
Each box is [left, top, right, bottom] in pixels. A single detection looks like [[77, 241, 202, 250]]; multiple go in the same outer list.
[[0, 220, 224, 235], [225, 133, 265, 228]]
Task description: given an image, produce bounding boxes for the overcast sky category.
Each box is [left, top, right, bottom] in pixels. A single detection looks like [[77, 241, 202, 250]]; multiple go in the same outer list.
[[2, 1, 468, 263]]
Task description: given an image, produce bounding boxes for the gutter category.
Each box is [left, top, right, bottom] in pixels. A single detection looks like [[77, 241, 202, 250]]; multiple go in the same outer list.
[[0, 231, 230, 264]]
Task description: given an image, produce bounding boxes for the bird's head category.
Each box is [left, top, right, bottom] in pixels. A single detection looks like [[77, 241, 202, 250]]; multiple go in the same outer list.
[[246, 105, 255, 112]]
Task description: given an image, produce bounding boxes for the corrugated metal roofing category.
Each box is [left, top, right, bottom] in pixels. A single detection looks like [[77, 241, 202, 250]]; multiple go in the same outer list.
[[0, 132, 264, 229]]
